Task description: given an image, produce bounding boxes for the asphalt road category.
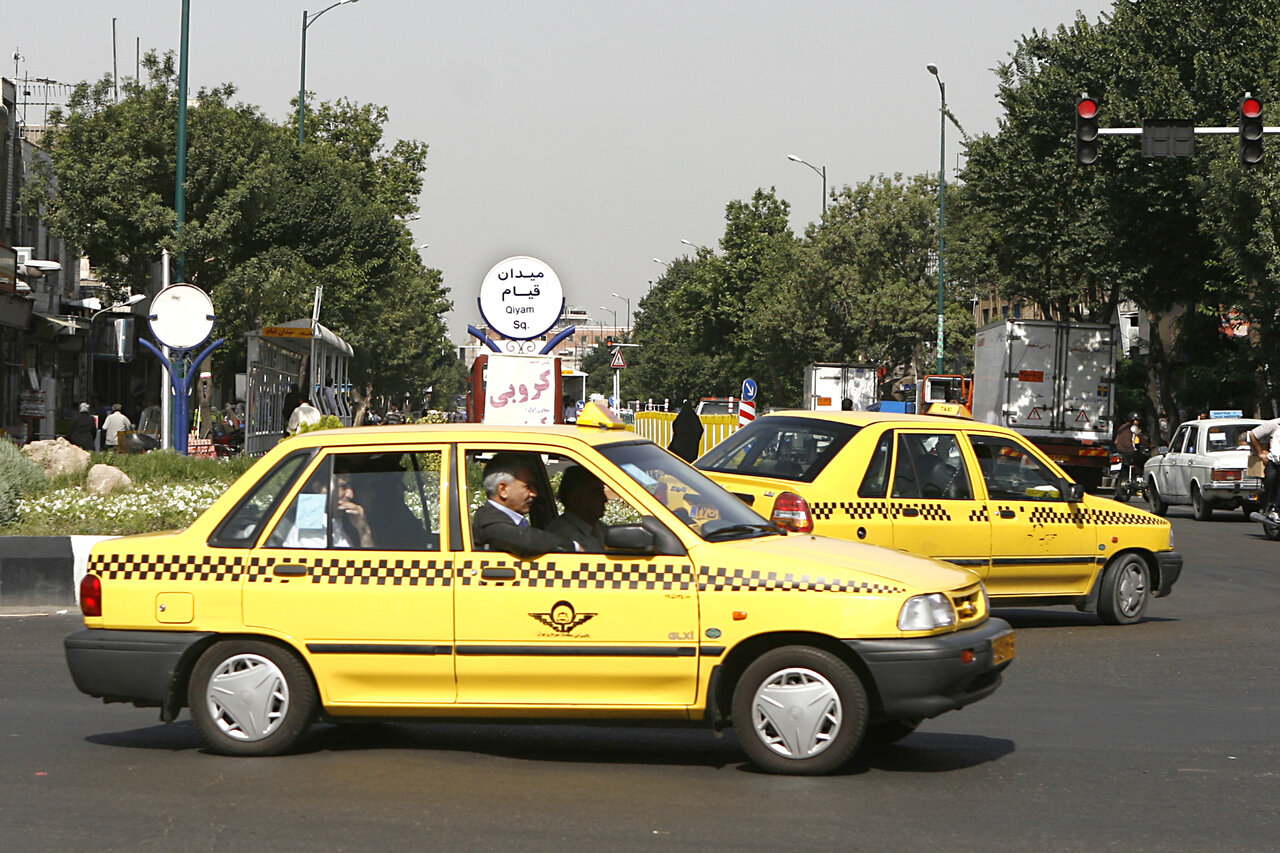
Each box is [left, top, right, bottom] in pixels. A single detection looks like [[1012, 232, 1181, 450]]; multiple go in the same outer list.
[[2, 508, 1277, 852]]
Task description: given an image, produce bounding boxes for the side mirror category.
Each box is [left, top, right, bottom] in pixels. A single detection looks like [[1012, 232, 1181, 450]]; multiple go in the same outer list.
[[1062, 481, 1085, 502], [602, 517, 686, 556]]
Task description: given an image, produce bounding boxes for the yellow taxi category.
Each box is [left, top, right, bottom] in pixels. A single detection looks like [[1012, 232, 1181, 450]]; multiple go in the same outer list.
[[64, 405, 1013, 775], [696, 408, 1182, 626]]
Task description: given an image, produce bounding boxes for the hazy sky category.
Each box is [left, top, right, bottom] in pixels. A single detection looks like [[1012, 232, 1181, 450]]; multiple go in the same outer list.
[[16, 0, 1113, 342]]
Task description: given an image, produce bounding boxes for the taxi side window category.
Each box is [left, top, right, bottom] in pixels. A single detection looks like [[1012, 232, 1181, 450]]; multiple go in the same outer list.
[[265, 451, 440, 551], [890, 433, 972, 500], [208, 451, 312, 548], [1168, 425, 1189, 453], [969, 435, 1063, 501], [858, 433, 892, 498], [1183, 425, 1199, 454]]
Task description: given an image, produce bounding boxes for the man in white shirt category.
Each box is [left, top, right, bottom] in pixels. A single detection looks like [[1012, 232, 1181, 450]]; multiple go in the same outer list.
[[287, 398, 322, 434], [1249, 418, 1280, 519], [102, 404, 131, 451]]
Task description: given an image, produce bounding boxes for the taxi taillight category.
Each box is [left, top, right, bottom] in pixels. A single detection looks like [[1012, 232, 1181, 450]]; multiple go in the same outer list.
[[80, 574, 102, 617], [1212, 469, 1243, 482], [770, 492, 813, 534]]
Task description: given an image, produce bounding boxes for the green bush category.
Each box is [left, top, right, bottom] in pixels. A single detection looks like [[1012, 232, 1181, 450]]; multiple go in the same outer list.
[[0, 438, 51, 524]]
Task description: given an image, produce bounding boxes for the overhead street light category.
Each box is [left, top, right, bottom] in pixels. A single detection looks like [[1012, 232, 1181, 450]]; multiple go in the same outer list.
[[652, 257, 669, 267], [927, 61, 947, 373], [611, 292, 631, 331], [299, 0, 361, 144], [680, 238, 698, 250], [786, 154, 827, 217], [599, 306, 618, 328]]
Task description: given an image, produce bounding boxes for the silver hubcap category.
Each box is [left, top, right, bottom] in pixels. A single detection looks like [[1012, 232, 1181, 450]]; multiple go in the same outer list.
[[1116, 563, 1147, 616], [750, 667, 842, 759], [205, 653, 289, 742]]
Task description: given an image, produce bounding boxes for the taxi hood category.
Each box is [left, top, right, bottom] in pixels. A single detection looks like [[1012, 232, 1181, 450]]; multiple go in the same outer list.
[[696, 533, 980, 594]]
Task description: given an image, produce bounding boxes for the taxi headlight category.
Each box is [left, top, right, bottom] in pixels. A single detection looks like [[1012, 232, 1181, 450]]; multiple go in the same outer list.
[[898, 593, 957, 631]]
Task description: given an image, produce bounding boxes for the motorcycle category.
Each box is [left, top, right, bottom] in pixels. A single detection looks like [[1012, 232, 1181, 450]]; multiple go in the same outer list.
[[1104, 448, 1148, 504], [1248, 509, 1280, 540]]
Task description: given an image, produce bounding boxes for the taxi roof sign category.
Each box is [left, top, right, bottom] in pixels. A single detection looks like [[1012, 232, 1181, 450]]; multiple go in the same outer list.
[[927, 402, 973, 419], [576, 400, 626, 429]]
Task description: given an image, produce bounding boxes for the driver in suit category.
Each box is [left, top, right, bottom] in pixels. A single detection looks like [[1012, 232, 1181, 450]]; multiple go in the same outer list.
[[472, 453, 579, 557]]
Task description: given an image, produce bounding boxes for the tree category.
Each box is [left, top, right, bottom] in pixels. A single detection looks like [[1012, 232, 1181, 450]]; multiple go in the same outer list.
[[27, 51, 455, 408]]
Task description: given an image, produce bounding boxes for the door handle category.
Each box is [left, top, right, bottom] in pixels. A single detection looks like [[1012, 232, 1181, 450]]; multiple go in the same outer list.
[[272, 563, 308, 577], [481, 567, 517, 580], [899, 507, 919, 517], [999, 509, 1016, 519]]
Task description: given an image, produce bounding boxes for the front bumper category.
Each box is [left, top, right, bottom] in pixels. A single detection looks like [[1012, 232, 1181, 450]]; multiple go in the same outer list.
[[1154, 550, 1182, 597], [843, 618, 1013, 721], [65, 629, 214, 708]]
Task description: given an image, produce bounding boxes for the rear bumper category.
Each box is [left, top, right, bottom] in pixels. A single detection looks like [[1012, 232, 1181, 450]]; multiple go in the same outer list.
[[64, 628, 213, 707], [843, 618, 1013, 721]]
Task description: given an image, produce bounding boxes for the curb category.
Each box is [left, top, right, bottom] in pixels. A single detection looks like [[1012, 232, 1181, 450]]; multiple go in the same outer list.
[[0, 535, 116, 606]]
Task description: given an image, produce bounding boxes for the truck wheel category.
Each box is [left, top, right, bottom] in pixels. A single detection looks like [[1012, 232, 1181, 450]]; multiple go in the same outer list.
[[731, 646, 867, 775], [1190, 485, 1213, 521], [1145, 480, 1168, 517], [188, 640, 317, 756], [1097, 554, 1150, 625]]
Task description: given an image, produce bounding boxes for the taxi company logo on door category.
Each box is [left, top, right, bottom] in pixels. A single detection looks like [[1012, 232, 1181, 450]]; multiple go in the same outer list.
[[530, 600, 596, 634]]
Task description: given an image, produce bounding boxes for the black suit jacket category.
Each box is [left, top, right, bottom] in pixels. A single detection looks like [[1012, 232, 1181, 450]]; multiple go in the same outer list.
[[472, 502, 576, 558]]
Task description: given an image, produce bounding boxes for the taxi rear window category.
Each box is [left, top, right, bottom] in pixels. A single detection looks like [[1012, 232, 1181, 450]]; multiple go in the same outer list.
[[695, 417, 859, 483]]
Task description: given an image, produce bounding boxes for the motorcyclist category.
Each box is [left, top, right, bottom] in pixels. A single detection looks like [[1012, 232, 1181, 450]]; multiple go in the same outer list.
[[1114, 412, 1148, 481]]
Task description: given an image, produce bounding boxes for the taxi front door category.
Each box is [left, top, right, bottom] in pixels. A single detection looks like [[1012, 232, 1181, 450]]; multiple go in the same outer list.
[[966, 434, 1099, 597], [453, 446, 699, 708], [243, 449, 456, 706]]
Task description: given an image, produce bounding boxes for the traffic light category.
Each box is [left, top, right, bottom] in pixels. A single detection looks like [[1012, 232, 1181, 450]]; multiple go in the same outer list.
[[1239, 94, 1264, 166], [1075, 96, 1100, 165]]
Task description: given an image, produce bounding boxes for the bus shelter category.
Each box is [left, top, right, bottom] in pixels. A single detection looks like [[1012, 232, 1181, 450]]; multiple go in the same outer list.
[[244, 320, 353, 456]]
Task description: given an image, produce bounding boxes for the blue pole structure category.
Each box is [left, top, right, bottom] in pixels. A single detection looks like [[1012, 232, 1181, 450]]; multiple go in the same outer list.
[[139, 337, 224, 454]]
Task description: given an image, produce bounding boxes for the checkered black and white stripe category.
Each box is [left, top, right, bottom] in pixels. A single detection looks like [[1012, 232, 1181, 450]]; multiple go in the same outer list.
[[698, 566, 905, 595]]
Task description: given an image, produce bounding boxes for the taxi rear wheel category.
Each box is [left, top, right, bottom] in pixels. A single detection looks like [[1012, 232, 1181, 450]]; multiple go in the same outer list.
[[189, 640, 317, 756], [731, 646, 867, 775], [1097, 554, 1150, 625]]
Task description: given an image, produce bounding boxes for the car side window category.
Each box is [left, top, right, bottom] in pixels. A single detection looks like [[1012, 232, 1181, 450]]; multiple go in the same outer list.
[[858, 432, 892, 498], [890, 433, 972, 500], [265, 450, 441, 551], [1168, 425, 1189, 454], [208, 451, 312, 548], [1183, 425, 1200, 454], [968, 435, 1064, 501]]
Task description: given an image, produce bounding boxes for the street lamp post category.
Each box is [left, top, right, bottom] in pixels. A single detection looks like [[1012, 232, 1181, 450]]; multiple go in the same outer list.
[[299, 0, 360, 144], [611, 292, 631, 332], [787, 154, 827, 218], [599, 306, 618, 330], [927, 62, 947, 373]]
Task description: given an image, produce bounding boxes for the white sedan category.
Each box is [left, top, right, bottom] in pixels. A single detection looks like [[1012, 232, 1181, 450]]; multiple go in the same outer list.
[[1143, 418, 1264, 519]]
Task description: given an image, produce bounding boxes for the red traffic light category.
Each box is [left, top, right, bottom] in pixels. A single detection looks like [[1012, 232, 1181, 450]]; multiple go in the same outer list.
[[1242, 97, 1263, 119], [1077, 98, 1099, 120]]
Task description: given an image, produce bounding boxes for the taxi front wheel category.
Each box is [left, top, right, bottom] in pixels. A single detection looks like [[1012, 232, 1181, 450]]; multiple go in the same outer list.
[[1097, 554, 1150, 625], [731, 646, 867, 775], [188, 640, 318, 756]]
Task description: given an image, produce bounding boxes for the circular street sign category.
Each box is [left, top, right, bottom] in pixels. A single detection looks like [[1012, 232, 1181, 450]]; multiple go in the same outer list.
[[149, 284, 216, 350], [741, 378, 758, 401], [478, 256, 565, 341]]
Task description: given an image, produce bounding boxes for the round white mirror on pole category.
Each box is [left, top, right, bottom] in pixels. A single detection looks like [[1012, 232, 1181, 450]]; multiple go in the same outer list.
[[149, 284, 215, 350]]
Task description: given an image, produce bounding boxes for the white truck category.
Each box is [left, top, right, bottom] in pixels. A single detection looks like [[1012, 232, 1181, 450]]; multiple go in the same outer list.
[[970, 320, 1116, 491], [803, 363, 879, 411]]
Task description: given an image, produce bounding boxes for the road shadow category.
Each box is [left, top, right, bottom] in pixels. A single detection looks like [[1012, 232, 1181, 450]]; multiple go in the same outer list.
[[994, 608, 1176, 629], [85, 718, 1013, 776]]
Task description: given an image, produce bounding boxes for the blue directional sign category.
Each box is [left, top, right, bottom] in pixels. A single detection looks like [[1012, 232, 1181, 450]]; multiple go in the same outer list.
[[741, 378, 758, 402]]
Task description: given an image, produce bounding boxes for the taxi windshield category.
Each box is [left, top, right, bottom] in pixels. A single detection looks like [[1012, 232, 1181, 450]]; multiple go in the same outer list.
[[598, 442, 782, 541], [695, 416, 860, 483]]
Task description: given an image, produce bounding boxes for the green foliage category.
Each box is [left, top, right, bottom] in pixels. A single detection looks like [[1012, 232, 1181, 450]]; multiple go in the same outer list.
[[0, 440, 50, 524], [292, 415, 345, 436], [29, 51, 456, 407]]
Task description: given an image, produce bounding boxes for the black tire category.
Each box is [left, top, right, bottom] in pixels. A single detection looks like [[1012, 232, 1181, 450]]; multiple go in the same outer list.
[[1111, 481, 1131, 504], [731, 645, 867, 775], [863, 718, 921, 747], [188, 640, 317, 756], [1097, 554, 1150, 625], [1190, 485, 1214, 521], [1145, 479, 1168, 517]]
